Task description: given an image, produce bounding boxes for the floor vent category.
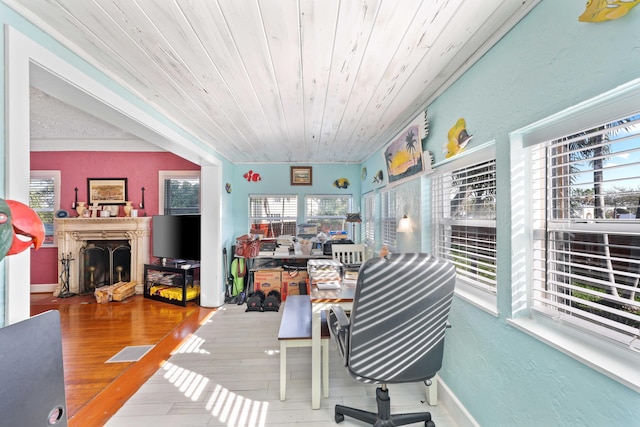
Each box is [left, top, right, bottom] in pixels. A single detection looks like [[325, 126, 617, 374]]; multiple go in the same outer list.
[[106, 345, 154, 363]]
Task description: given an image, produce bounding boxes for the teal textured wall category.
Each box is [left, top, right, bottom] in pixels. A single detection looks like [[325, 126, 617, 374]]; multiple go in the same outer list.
[[228, 163, 361, 239], [423, 1, 640, 425], [2, 1, 640, 423]]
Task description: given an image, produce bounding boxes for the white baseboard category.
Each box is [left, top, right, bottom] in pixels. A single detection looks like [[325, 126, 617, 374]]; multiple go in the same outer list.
[[438, 377, 480, 427], [30, 283, 58, 293]]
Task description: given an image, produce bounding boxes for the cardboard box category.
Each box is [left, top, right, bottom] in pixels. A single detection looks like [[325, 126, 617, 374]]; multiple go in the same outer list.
[[253, 268, 282, 296], [281, 269, 308, 300]]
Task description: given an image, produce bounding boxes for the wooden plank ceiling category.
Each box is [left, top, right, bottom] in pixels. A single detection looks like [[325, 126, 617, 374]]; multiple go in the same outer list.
[[6, 0, 537, 163]]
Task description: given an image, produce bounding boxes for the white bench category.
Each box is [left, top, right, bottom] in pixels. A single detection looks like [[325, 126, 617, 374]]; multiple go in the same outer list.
[[278, 295, 330, 401]]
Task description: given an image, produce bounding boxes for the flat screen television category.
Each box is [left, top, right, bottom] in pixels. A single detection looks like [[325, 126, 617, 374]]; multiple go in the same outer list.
[[152, 214, 201, 262]]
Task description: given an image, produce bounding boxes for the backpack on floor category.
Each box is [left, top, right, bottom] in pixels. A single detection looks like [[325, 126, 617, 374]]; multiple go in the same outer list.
[[263, 290, 281, 312], [245, 290, 265, 312]]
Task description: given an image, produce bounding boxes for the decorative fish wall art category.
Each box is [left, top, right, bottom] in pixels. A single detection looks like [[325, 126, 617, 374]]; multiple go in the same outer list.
[[333, 178, 350, 189], [445, 118, 473, 159], [243, 170, 262, 182], [579, 0, 640, 22]]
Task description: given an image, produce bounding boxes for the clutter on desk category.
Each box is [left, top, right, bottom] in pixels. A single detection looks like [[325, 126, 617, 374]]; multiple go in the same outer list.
[[298, 239, 313, 255], [235, 234, 260, 258], [307, 259, 342, 283], [329, 230, 349, 239], [316, 280, 341, 290], [297, 223, 317, 240], [342, 270, 359, 286]]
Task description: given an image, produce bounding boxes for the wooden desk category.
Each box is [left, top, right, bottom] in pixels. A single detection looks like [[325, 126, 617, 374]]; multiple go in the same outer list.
[[309, 283, 355, 409]]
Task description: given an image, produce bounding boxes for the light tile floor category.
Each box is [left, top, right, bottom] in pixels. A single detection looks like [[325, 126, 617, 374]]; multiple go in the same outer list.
[[106, 302, 458, 427]]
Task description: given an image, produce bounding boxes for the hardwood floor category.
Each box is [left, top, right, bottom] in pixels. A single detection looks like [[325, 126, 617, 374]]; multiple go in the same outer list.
[[30, 293, 215, 427]]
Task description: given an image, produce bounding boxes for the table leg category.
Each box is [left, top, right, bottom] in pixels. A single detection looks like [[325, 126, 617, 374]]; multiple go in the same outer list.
[[426, 374, 438, 405], [311, 306, 322, 409]]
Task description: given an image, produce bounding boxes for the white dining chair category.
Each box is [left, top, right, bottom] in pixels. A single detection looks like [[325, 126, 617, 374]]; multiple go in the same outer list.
[[331, 243, 366, 266]]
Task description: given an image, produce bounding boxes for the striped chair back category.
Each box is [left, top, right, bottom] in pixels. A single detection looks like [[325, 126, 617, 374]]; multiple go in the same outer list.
[[346, 253, 456, 384]]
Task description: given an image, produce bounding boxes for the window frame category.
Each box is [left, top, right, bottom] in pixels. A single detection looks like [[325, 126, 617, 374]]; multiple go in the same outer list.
[[509, 78, 640, 393], [248, 194, 298, 238], [431, 142, 498, 315], [158, 170, 200, 215], [304, 194, 353, 238], [29, 170, 60, 247]]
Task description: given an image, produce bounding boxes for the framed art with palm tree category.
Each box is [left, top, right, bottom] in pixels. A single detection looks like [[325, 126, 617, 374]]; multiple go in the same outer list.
[[383, 115, 425, 184]]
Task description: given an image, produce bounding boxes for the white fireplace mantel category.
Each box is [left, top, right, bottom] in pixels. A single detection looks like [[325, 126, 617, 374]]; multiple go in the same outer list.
[[54, 217, 152, 295]]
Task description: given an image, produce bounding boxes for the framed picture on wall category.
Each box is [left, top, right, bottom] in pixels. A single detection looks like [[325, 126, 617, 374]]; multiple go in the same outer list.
[[87, 178, 128, 205], [383, 115, 425, 185], [290, 166, 312, 186]]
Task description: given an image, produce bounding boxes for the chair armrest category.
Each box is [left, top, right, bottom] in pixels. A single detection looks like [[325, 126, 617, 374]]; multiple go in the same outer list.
[[331, 306, 350, 332], [329, 306, 351, 366]]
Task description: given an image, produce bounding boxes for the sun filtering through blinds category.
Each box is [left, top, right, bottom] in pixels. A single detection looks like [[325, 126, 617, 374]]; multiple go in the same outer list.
[[433, 158, 497, 292], [532, 113, 640, 342]]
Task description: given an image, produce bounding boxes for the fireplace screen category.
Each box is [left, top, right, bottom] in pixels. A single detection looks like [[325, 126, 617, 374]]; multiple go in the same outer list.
[[79, 240, 131, 293]]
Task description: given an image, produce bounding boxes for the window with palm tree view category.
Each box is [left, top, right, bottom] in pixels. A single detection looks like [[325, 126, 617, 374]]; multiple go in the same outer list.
[[531, 113, 640, 345]]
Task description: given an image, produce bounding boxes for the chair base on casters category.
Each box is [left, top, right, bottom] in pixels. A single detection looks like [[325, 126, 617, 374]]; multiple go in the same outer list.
[[335, 386, 435, 427]]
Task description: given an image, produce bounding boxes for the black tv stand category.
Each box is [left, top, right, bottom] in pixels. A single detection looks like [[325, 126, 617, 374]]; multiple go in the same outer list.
[[158, 257, 200, 269], [144, 263, 201, 306]]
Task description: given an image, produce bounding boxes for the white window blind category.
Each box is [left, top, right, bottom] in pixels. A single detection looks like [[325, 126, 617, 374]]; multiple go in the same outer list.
[[433, 151, 497, 293], [30, 170, 60, 246], [363, 193, 375, 247], [305, 195, 352, 234], [381, 189, 397, 250], [249, 195, 297, 237], [531, 113, 640, 344]]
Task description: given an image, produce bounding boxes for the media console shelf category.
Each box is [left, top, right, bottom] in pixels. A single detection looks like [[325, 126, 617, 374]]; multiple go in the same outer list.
[[143, 263, 200, 307]]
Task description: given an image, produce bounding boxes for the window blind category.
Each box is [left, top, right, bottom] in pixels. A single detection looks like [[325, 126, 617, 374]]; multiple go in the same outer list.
[[433, 156, 497, 292], [30, 171, 59, 246], [381, 189, 397, 250], [363, 193, 375, 247], [531, 113, 640, 342], [249, 195, 297, 237]]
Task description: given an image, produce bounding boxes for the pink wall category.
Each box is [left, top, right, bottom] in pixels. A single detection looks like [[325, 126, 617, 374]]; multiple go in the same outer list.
[[30, 151, 200, 285]]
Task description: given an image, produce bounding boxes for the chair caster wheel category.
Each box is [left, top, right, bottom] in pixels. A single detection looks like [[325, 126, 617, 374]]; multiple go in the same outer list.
[[335, 413, 344, 423], [425, 420, 435, 427]]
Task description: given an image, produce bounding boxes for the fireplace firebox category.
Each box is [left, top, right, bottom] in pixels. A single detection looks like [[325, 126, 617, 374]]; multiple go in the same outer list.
[[79, 240, 131, 294]]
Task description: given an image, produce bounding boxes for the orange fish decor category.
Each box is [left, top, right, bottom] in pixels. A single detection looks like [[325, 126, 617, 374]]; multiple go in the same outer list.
[[579, 0, 640, 22], [243, 170, 262, 182], [445, 118, 473, 159]]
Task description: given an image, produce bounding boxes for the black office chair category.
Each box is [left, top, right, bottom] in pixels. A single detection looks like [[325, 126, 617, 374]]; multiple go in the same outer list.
[[329, 253, 456, 427]]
